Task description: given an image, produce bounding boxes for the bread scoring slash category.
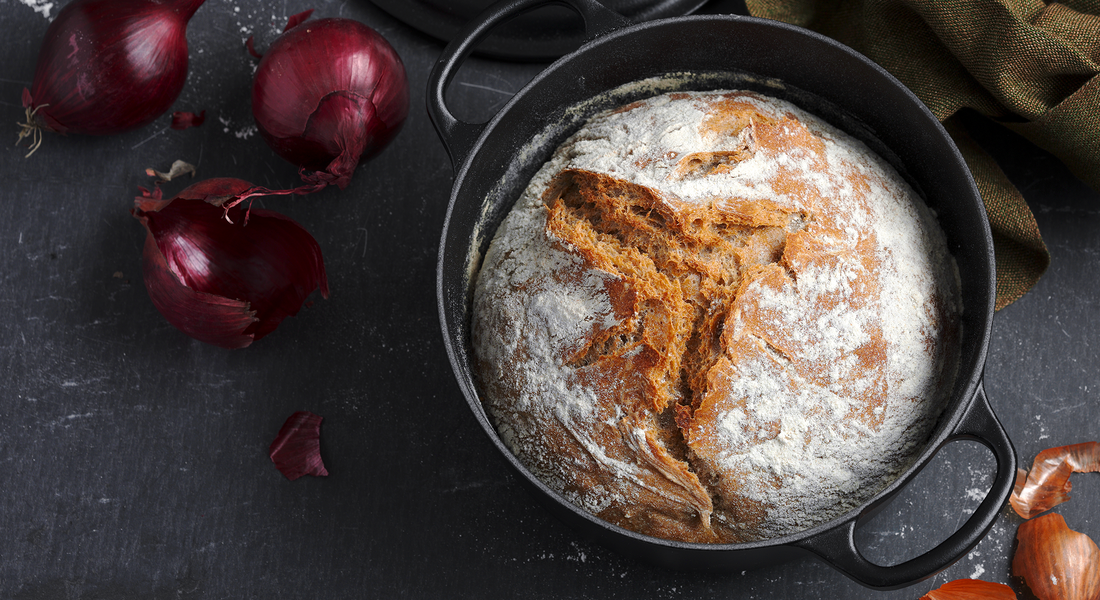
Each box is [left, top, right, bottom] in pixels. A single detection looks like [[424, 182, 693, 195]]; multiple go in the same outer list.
[[472, 90, 962, 543]]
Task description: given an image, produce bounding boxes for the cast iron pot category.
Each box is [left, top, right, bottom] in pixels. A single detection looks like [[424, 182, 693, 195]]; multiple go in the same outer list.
[[429, 0, 1016, 590]]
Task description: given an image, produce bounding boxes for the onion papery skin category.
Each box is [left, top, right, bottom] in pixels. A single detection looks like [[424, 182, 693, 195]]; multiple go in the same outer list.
[[269, 411, 328, 481], [23, 0, 205, 136], [252, 17, 409, 189], [133, 178, 329, 349]]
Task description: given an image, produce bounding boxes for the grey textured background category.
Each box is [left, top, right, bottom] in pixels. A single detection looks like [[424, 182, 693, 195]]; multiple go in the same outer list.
[[1, 0, 1096, 598]]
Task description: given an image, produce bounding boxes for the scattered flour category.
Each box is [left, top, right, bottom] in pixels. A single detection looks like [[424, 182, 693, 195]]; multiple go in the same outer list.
[[18, 0, 54, 18], [218, 115, 257, 140]]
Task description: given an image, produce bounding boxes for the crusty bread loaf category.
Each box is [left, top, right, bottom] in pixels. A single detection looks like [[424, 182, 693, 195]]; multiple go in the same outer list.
[[472, 90, 961, 543]]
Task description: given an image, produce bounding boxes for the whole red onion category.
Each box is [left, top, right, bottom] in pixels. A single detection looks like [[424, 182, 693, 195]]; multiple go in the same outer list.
[[133, 178, 328, 349], [252, 14, 409, 189], [18, 0, 205, 152]]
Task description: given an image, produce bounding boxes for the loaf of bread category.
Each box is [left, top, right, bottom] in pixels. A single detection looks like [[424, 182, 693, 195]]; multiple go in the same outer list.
[[471, 90, 961, 543]]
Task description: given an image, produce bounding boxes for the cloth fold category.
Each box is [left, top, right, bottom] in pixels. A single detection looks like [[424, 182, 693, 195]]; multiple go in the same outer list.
[[745, 0, 1100, 309]]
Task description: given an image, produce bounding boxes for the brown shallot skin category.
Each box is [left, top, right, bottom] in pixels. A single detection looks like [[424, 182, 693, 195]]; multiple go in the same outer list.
[[132, 178, 329, 349], [919, 578, 1017, 599], [21, 0, 206, 140], [1011, 441, 1100, 519], [1013, 513, 1100, 600]]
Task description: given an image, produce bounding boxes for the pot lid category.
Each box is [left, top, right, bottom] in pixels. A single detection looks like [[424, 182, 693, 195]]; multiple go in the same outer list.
[[371, 0, 710, 61]]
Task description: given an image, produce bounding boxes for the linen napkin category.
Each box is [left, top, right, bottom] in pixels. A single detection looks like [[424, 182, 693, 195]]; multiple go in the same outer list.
[[744, 0, 1100, 310]]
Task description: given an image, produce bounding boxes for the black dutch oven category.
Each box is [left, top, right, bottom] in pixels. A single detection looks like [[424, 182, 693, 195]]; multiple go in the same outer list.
[[428, 0, 1017, 590]]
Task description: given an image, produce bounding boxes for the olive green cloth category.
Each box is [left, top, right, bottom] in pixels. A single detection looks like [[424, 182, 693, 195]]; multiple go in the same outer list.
[[745, 0, 1100, 310]]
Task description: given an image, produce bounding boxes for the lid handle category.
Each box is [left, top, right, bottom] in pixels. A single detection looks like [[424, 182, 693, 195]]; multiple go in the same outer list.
[[426, 0, 631, 168]]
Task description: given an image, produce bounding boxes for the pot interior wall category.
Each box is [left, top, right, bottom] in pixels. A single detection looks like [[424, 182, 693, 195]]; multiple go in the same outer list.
[[438, 14, 994, 565]]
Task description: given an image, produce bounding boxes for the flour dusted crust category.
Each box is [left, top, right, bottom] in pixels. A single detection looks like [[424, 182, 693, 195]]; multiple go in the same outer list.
[[472, 90, 962, 543]]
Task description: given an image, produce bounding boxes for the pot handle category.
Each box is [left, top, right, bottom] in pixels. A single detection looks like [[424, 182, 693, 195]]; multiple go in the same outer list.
[[793, 382, 1016, 590], [426, 0, 631, 168]]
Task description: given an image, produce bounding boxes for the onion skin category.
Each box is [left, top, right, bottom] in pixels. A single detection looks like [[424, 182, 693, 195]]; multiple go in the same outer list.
[[1013, 513, 1100, 600], [170, 110, 206, 130], [1011, 442, 1100, 519], [22, 0, 205, 137], [252, 17, 409, 189], [920, 578, 1017, 599], [269, 411, 328, 481], [133, 178, 329, 349]]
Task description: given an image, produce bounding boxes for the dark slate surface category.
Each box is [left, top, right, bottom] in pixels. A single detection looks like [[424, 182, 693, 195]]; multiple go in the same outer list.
[[1, 0, 1097, 598]]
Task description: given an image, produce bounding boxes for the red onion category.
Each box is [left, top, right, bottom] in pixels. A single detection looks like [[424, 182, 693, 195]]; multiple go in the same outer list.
[[133, 177, 328, 349], [18, 0, 206, 154], [251, 13, 409, 189]]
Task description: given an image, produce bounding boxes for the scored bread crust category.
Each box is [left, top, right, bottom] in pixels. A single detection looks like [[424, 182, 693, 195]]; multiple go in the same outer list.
[[472, 90, 961, 543]]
